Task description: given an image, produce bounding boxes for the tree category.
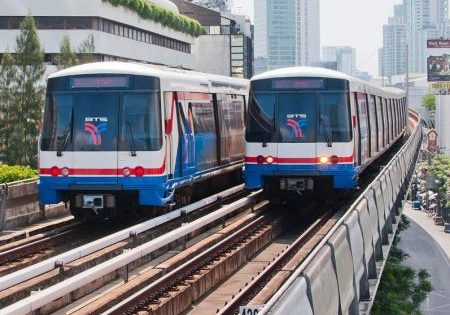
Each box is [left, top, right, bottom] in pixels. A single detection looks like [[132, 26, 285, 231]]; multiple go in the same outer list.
[[422, 93, 436, 112], [55, 35, 78, 70], [77, 34, 95, 64], [3, 15, 45, 167], [0, 53, 16, 163], [372, 216, 433, 315]]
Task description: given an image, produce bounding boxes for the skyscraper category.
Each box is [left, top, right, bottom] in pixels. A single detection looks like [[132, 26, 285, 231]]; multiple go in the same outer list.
[[407, 0, 449, 73], [379, 16, 408, 82], [379, 0, 448, 79], [322, 46, 356, 75], [254, 0, 320, 74]]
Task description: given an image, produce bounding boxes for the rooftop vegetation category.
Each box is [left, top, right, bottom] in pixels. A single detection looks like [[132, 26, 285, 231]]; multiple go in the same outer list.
[[104, 0, 206, 37]]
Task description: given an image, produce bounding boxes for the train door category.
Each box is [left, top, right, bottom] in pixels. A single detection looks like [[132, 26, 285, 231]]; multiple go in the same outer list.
[[175, 92, 196, 177], [72, 93, 120, 184], [277, 92, 318, 172]]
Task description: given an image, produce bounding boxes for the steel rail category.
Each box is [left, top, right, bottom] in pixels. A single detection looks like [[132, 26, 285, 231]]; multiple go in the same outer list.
[[0, 221, 81, 265], [2, 189, 262, 315], [0, 184, 245, 292], [215, 209, 337, 315], [103, 207, 271, 315]]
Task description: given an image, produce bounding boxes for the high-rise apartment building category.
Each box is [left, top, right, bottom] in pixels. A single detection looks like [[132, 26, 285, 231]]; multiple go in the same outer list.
[[322, 46, 356, 75], [254, 0, 320, 74], [407, 0, 448, 73], [379, 0, 448, 79], [379, 16, 408, 82]]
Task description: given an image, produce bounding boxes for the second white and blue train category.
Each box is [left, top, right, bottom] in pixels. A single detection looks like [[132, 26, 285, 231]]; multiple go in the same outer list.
[[244, 67, 407, 194]]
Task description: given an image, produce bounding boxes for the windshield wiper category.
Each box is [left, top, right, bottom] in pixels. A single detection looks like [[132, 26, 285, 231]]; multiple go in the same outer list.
[[126, 122, 137, 157], [319, 117, 333, 147], [262, 117, 275, 148], [57, 108, 73, 157]]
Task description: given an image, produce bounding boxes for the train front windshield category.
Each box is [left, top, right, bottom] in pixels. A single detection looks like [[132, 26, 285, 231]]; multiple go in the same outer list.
[[40, 75, 162, 152], [246, 78, 352, 144]]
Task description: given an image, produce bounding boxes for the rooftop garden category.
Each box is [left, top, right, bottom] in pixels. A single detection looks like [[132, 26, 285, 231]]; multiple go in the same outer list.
[[104, 0, 206, 37]]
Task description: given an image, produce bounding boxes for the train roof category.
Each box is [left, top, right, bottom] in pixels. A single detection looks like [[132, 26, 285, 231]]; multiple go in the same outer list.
[[49, 62, 249, 93], [251, 66, 405, 98]]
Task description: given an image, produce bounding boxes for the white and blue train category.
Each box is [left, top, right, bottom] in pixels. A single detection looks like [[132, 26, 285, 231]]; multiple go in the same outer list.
[[38, 62, 248, 217], [244, 67, 407, 194]]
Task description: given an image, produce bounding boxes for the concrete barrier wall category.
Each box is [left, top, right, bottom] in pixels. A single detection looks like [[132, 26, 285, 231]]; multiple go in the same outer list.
[[263, 110, 422, 315], [0, 179, 68, 231]]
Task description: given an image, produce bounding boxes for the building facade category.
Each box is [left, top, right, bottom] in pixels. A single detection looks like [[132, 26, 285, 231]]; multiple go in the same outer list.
[[172, 0, 253, 78], [408, 0, 449, 73], [379, 16, 408, 83], [0, 0, 197, 73], [322, 46, 356, 75], [379, 0, 449, 79], [254, 0, 320, 75]]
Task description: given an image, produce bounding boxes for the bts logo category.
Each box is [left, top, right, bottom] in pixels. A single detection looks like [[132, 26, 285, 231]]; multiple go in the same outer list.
[[84, 117, 108, 145], [287, 114, 307, 138]]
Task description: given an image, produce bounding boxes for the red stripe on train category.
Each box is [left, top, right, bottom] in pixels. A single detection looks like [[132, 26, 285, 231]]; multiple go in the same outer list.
[[39, 164, 166, 176], [245, 155, 354, 164]]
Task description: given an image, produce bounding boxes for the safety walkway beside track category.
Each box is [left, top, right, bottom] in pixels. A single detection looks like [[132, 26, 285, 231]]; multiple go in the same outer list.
[[400, 201, 450, 315], [403, 201, 450, 260]]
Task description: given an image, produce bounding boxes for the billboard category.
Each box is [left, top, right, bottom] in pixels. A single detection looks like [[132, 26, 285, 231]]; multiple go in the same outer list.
[[427, 39, 450, 82]]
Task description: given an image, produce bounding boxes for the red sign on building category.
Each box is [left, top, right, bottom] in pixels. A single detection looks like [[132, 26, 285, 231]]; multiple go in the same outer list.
[[427, 39, 450, 48], [427, 129, 438, 153]]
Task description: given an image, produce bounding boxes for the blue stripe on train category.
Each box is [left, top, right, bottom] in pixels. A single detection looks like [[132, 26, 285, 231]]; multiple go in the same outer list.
[[244, 163, 358, 189], [39, 176, 168, 206]]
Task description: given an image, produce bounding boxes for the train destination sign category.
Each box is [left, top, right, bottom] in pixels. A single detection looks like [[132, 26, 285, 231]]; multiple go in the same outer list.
[[71, 76, 129, 89], [272, 78, 324, 90]]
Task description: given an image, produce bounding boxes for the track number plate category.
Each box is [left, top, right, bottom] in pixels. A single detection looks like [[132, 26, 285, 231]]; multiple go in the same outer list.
[[239, 305, 263, 315]]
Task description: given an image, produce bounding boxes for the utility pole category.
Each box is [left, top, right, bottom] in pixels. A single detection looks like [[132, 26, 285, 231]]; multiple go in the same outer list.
[[405, 44, 409, 106]]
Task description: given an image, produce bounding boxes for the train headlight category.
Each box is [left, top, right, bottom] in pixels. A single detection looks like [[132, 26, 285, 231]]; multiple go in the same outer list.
[[265, 156, 274, 164], [319, 156, 329, 164], [50, 166, 60, 177], [135, 166, 145, 177], [123, 167, 131, 177], [256, 155, 265, 164], [61, 167, 70, 177]]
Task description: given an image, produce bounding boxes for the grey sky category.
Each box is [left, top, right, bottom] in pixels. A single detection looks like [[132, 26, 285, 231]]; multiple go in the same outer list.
[[231, 0, 404, 76]]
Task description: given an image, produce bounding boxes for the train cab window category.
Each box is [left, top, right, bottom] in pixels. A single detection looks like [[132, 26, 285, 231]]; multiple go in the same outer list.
[[278, 93, 317, 143], [119, 93, 162, 152], [246, 93, 276, 143], [73, 93, 119, 152], [318, 93, 351, 143], [41, 94, 74, 151]]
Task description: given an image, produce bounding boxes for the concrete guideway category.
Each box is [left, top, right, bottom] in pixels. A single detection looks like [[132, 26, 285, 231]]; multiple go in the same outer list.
[[256, 110, 422, 315], [400, 202, 450, 315]]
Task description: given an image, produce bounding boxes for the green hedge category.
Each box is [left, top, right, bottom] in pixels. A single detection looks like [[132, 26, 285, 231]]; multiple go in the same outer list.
[[104, 0, 206, 37], [0, 165, 38, 184]]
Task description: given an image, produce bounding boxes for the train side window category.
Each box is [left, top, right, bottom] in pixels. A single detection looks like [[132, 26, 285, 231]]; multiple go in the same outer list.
[[368, 95, 378, 155], [387, 99, 391, 141], [389, 99, 394, 141], [383, 98, 389, 144], [356, 93, 369, 163], [191, 95, 216, 134], [376, 96, 384, 150], [396, 100, 400, 135], [220, 94, 245, 161]]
